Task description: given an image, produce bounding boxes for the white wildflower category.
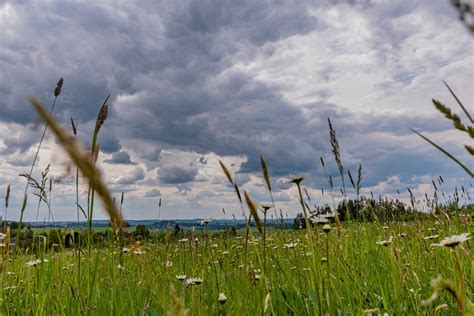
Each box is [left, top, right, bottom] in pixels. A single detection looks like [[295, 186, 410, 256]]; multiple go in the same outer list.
[[26, 259, 41, 267], [218, 292, 227, 304], [431, 233, 470, 248], [376, 236, 393, 246], [283, 242, 298, 249]]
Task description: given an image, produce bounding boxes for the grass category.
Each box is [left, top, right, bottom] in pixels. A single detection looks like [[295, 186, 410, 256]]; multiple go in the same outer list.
[[0, 218, 471, 315]]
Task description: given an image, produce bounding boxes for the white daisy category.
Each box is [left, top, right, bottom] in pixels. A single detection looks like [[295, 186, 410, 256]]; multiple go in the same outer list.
[[283, 242, 298, 249], [311, 217, 329, 224], [376, 236, 393, 246], [200, 217, 214, 225], [184, 278, 195, 286], [322, 224, 331, 233], [186, 277, 202, 285], [431, 233, 470, 248], [26, 259, 41, 267], [218, 292, 227, 304]]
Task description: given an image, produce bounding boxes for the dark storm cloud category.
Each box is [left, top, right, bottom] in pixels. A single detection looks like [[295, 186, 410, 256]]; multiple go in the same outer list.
[[118, 71, 325, 177], [0, 0, 471, 196], [104, 150, 136, 165], [158, 165, 199, 184]]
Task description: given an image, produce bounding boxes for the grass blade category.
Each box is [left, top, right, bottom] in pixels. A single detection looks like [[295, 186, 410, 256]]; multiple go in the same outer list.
[[443, 80, 473, 123], [411, 129, 473, 177]]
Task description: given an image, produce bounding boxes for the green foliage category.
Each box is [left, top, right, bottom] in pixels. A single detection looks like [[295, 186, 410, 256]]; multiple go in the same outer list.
[[47, 229, 63, 248], [133, 224, 150, 239]]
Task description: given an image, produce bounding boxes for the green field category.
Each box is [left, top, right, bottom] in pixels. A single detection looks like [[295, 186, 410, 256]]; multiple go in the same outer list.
[[0, 215, 471, 315]]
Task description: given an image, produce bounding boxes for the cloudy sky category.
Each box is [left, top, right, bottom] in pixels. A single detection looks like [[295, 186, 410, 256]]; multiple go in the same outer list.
[[0, 0, 472, 222]]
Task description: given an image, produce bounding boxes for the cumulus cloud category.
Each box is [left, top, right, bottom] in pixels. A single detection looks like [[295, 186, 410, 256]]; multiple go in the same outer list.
[[158, 165, 199, 184], [105, 150, 136, 165], [144, 188, 161, 198], [115, 166, 146, 185]]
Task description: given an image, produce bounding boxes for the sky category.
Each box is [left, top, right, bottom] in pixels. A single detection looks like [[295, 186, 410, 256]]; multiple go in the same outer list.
[[0, 0, 472, 222]]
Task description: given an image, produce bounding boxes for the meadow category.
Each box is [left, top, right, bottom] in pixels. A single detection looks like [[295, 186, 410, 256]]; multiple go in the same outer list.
[[0, 216, 472, 315], [0, 79, 472, 315]]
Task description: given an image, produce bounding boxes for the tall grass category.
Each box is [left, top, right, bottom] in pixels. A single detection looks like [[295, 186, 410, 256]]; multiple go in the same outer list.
[[1, 215, 470, 314], [18, 78, 63, 231]]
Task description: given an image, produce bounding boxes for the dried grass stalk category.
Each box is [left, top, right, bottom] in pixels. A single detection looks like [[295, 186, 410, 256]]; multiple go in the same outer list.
[[219, 160, 234, 185], [5, 184, 10, 209], [244, 191, 263, 234], [260, 154, 271, 192]]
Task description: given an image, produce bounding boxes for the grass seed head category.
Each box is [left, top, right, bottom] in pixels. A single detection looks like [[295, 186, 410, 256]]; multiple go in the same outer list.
[[54, 77, 64, 97], [260, 154, 272, 191], [244, 191, 263, 234], [218, 160, 234, 185], [95, 104, 108, 134], [5, 184, 10, 209]]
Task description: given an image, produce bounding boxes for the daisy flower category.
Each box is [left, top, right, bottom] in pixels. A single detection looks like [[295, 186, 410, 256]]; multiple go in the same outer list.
[[311, 217, 329, 224], [376, 236, 393, 246], [218, 293, 227, 304], [200, 217, 214, 225], [323, 224, 331, 234], [26, 259, 41, 267], [184, 278, 195, 286], [186, 277, 202, 285], [283, 242, 298, 249], [431, 233, 470, 248], [323, 212, 337, 219], [288, 176, 304, 185]]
